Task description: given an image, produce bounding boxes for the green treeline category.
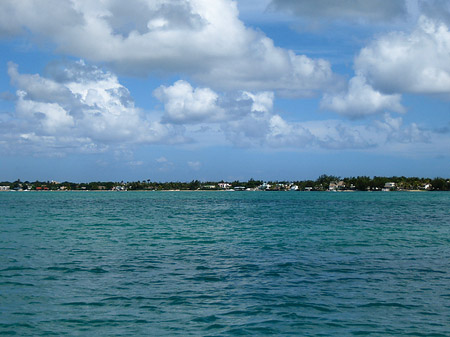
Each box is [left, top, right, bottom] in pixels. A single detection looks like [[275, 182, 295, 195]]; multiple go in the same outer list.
[[1, 175, 449, 191]]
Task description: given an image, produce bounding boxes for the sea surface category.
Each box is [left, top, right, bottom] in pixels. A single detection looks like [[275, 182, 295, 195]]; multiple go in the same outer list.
[[0, 191, 449, 336]]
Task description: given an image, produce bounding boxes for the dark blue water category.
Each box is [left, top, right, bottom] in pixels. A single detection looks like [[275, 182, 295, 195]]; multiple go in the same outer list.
[[1, 191, 449, 336]]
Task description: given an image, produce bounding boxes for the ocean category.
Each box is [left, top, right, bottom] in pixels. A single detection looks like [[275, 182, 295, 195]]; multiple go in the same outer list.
[[1, 191, 449, 336]]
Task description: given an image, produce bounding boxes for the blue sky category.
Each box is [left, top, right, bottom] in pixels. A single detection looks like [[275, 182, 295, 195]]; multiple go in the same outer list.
[[0, 0, 449, 182]]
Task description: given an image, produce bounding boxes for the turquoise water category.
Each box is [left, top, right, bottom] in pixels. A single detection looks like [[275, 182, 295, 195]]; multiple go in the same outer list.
[[1, 191, 449, 336]]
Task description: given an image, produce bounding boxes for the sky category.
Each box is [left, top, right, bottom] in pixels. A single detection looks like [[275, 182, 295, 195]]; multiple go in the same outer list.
[[0, 0, 449, 182]]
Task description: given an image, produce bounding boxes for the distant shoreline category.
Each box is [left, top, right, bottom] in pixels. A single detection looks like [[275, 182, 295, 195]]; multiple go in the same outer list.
[[1, 175, 449, 192], [2, 189, 447, 193]]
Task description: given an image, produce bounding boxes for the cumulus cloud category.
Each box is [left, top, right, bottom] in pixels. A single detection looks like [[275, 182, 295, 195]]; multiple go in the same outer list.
[[154, 79, 313, 148], [155, 81, 279, 124], [0, 0, 83, 38], [320, 15, 450, 117], [355, 16, 450, 95], [321, 75, 405, 117], [1, 61, 184, 154], [0, 0, 335, 96], [151, 79, 440, 152], [222, 109, 435, 152], [268, 0, 407, 23], [289, 114, 432, 151], [154, 80, 224, 123], [221, 106, 313, 148], [241, 91, 274, 113]]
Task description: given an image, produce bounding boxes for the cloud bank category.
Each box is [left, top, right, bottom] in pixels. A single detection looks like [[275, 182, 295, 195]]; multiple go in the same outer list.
[[1, 61, 183, 155], [0, 0, 336, 96], [0, 1, 448, 160]]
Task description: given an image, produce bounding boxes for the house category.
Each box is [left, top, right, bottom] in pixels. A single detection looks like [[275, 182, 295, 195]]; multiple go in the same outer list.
[[259, 183, 271, 190], [0, 186, 10, 191], [382, 182, 396, 191], [218, 183, 231, 189], [423, 184, 432, 190], [329, 181, 345, 191]]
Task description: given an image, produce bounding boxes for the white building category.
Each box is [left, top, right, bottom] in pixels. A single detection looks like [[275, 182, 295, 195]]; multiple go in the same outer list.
[[382, 182, 396, 191], [259, 183, 271, 190], [218, 183, 231, 189]]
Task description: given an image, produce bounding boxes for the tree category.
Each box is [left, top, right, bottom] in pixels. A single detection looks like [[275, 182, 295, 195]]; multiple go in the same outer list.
[[354, 176, 371, 191], [188, 180, 201, 190]]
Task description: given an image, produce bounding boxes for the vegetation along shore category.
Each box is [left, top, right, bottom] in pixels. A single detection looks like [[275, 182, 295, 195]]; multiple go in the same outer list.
[[1, 175, 449, 192]]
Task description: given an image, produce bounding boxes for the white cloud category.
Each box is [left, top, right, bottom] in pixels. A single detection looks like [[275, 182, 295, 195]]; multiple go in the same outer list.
[[221, 110, 438, 152], [152, 80, 442, 152], [3, 67, 444, 157], [0, 0, 336, 96], [155, 81, 279, 124], [321, 75, 405, 117], [355, 16, 450, 95], [1, 61, 184, 154], [221, 109, 313, 148], [0, 0, 83, 38], [154, 80, 224, 123], [16, 90, 75, 134], [241, 91, 274, 113], [295, 114, 432, 151], [321, 15, 450, 117]]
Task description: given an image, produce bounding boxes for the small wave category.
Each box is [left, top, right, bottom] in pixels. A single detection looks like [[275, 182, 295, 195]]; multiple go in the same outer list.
[[42, 276, 58, 280], [0, 281, 34, 287], [167, 296, 191, 305], [60, 301, 105, 307], [412, 268, 447, 274], [190, 276, 223, 282], [359, 302, 420, 309], [88, 267, 108, 273], [0, 266, 35, 272], [205, 323, 226, 330], [192, 315, 218, 323], [58, 318, 122, 327], [0, 323, 35, 329], [46, 266, 83, 273], [101, 296, 130, 301]]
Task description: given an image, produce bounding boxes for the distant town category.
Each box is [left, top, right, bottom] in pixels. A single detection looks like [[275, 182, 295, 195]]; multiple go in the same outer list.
[[1, 175, 449, 192]]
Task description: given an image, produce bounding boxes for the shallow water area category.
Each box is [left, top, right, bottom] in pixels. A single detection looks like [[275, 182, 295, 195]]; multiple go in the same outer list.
[[1, 191, 449, 336]]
